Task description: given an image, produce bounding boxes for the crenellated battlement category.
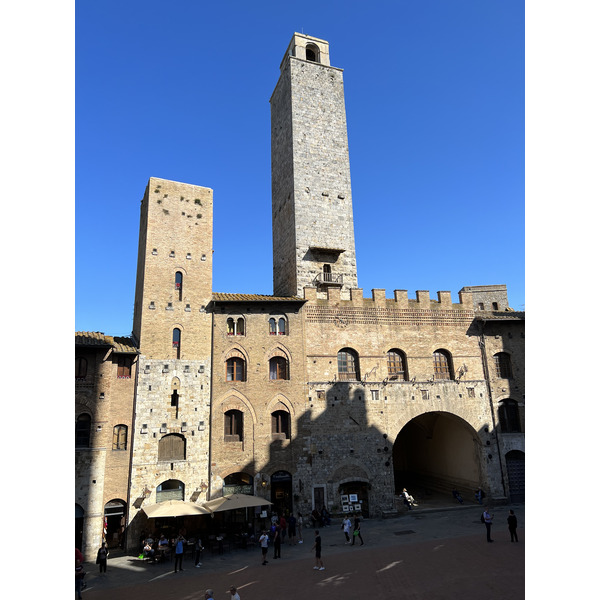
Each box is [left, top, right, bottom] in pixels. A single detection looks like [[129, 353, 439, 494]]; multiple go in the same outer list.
[[303, 286, 474, 311]]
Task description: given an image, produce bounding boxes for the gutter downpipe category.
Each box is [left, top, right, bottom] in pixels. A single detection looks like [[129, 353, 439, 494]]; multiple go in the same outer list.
[[478, 318, 507, 499]]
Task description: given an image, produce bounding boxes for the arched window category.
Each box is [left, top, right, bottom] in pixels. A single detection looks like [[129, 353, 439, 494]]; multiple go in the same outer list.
[[387, 349, 408, 381], [75, 357, 87, 380], [227, 317, 245, 336], [173, 328, 181, 358], [112, 425, 128, 450], [226, 357, 246, 381], [498, 400, 521, 433], [76, 414, 91, 448], [306, 43, 320, 63], [156, 479, 184, 503], [269, 317, 287, 335], [433, 349, 453, 380], [338, 348, 360, 381], [272, 410, 291, 439], [158, 433, 186, 461], [224, 409, 243, 442], [493, 352, 512, 379], [269, 356, 289, 380], [175, 271, 183, 300]]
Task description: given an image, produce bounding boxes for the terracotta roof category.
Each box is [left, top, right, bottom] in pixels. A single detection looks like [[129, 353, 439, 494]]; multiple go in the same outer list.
[[75, 331, 138, 353], [475, 311, 525, 321], [212, 293, 305, 302]]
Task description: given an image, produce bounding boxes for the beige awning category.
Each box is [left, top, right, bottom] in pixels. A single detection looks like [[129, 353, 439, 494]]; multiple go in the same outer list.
[[202, 493, 272, 513], [142, 500, 212, 518]]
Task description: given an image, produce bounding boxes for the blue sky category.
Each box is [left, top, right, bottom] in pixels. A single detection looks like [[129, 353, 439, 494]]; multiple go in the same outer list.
[[75, 0, 525, 336]]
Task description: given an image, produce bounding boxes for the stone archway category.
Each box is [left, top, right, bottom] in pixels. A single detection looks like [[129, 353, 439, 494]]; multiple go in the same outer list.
[[393, 411, 483, 498]]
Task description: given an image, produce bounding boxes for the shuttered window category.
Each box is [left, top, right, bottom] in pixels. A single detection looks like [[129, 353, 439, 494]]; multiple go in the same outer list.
[[76, 414, 91, 448], [494, 353, 512, 379], [269, 357, 288, 380], [338, 349, 359, 381], [433, 350, 453, 380], [387, 350, 407, 380], [158, 434, 186, 461], [117, 356, 132, 378], [499, 400, 521, 433], [226, 357, 245, 381], [224, 410, 243, 442], [75, 357, 87, 380], [112, 425, 128, 450]]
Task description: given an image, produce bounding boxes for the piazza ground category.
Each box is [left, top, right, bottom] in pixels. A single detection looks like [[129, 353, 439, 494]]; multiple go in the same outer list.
[[77, 504, 525, 600]]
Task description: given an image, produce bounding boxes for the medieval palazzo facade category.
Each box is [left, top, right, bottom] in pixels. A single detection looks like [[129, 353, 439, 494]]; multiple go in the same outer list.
[[75, 34, 524, 557]]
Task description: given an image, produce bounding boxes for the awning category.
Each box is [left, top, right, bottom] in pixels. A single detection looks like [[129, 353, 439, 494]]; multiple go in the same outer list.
[[142, 500, 212, 518], [202, 493, 272, 513]]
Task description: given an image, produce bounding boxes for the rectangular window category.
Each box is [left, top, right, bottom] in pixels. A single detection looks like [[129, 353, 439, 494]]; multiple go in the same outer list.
[[371, 390, 380, 402], [225, 410, 243, 441], [421, 389, 430, 401], [117, 356, 132, 378]]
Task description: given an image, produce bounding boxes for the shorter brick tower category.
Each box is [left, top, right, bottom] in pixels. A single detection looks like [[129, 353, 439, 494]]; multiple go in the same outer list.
[[127, 177, 214, 548]]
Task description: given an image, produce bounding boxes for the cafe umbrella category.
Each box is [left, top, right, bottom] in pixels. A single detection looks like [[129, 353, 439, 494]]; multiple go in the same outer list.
[[142, 500, 212, 518], [202, 493, 272, 513]]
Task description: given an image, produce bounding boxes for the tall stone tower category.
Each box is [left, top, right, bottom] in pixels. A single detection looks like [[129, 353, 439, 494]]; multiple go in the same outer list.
[[271, 33, 358, 299], [127, 177, 214, 546]]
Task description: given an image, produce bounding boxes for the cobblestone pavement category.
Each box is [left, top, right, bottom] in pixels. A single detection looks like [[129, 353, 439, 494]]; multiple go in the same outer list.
[[79, 503, 524, 600]]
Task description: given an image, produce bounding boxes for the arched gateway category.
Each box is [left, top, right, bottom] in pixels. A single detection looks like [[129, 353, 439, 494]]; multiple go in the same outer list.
[[393, 411, 485, 497]]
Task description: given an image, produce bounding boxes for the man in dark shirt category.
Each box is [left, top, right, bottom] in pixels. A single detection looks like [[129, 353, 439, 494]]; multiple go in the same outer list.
[[507, 510, 518, 542], [312, 530, 324, 571]]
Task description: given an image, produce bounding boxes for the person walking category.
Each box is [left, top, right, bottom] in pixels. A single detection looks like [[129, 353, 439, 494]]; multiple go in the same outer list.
[[342, 516, 352, 543], [204, 590, 214, 600], [273, 522, 281, 559], [507, 509, 518, 542], [483, 507, 494, 542], [96, 541, 109, 573], [297, 513, 303, 544], [311, 530, 324, 571], [288, 513, 297, 545], [228, 586, 241, 600], [259, 530, 269, 565], [351, 515, 364, 546], [174, 534, 186, 572], [194, 537, 204, 567], [75, 559, 85, 600], [279, 514, 287, 545]]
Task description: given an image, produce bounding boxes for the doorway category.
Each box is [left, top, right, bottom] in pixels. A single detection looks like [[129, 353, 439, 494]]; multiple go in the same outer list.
[[271, 471, 293, 516], [104, 499, 126, 548]]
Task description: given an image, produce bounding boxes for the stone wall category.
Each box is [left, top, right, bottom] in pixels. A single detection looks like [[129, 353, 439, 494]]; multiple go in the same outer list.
[[209, 299, 306, 501], [75, 337, 137, 557]]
